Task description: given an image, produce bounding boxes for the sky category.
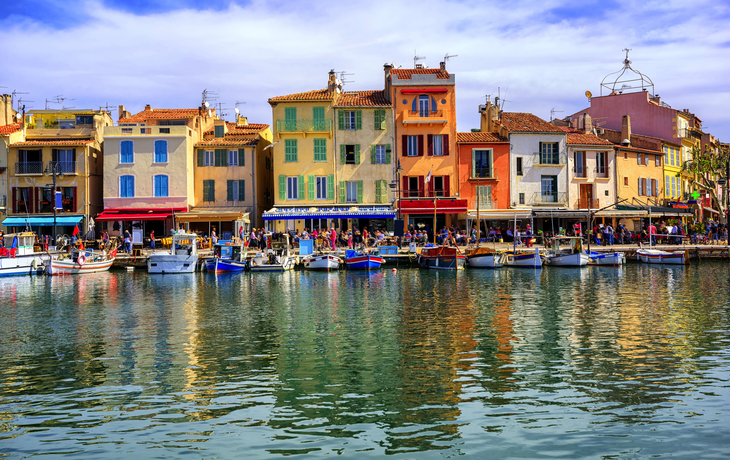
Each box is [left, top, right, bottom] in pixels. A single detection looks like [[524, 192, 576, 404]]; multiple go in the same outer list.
[[1, 0, 729, 139]]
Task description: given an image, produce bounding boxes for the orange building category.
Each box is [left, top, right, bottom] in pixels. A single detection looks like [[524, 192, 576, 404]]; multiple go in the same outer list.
[[385, 63, 466, 233], [456, 131, 510, 213]]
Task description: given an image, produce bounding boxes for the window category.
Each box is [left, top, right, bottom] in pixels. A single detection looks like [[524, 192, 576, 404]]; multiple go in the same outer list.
[[519, 192, 525, 205], [121, 128, 133, 134], [61, 187, 75, 212], [407, 135, 418, 156], [154, 175, 168, 197], [120, 175, 135, 198], [214, 125, 224, 138], [418, 95, 429, 117], [432, 135, 443, 156], [313, 107, 326, 131], [408, 177, 420, 198], [433, 176, 445, 197], [140, 128, 150, 134], [516, 157, 523, 176], [316, 176, 328, 199], [596, 151, 607, 177], [374, 109, 386, 130], [154, 140, 167, 163], [473, 149, 492, 178], [53, 148, 76, 173], [76, 115, 93, 125], [287, 176, 298, 200], [285, 139, 297, 162], [159, 128, 170, 134], [204, 150, 214, 166], [672, 176, 677, 197], [59, 119, 76, 129], [375, 180, 388, 203], [624, 151, 628, 159], [341, 144, 360, 165], [228, 149, 239, 166], [346, 181, 358, 203], [541, 175, 558, 202], [476, 185, 493, 208], [646, 178, 653, 196], [539, 142, 559, 164], [574, 151, 586, 177], [203, 180, 215, 202], [158, 120, 186, 126], [655, 155, 661, 167], [120, 140, 134, 163], [340, 110, 359, 130], [314, 139, 327, 162], [372, 145, 388, 164], [227, 180, 245, 202], [624, 177, 628, 186]]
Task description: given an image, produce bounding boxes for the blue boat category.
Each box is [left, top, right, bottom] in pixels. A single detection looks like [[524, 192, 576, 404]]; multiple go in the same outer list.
[[344, 249, 385, 270], [205, 240, 248, 273]]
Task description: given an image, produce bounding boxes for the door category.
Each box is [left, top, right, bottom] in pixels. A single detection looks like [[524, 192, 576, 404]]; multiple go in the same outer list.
[[579, 184, 593, 209]]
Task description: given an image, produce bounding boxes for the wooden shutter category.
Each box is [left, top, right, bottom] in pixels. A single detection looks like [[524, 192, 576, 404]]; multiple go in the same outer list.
[[385, 144, 391, 164], [339, 181, 346, 203], [428, 176, 434, 197], [444, 175, 451, 197], [644, 155, 649, 166], [308, 175, 315, 200], [637, 154, 641, 165], [12, 187, 16, 213], [227, 180, 234, 201], [427, 134, 433, 156], [357, 180, 363, 203], [239, 148, 245, 166], [72, 187, 77, 212], [355, 145, 360, 164], [197, 149, 204, 167], [371, 145, 376, 164], [402, 176, 409, 198], [638, 178, 643, 196], [402, 136, 408, 157], [443, 134, 450, 156], [239, 180, 245, 201], [338, 110, 344, 130], [340, 144, 346, 164], [298, 175, 304, 200], [653, 179, 659, 197], [279, 175, 286, 200], [355, 110, 362, 130], [418, 175, 425, 197], [418, 135, 424, 156], [327, 174, 334, 199], [52, 148, 58, 162], [375, 180, 381, 203]]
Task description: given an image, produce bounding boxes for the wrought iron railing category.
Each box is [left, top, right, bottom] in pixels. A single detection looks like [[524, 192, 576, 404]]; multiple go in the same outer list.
[[595, 166, 608, 178], [48, 161, 77, 174], [276, 118, 332, 132], [471, 200, 496, 210], [407, 110, 444, 118], [534, 152, 568, 166], [574, 166, 587, 178], [575, 198, 599, 209], [530, 192, 567, 205], [15, 161, 43, 174]]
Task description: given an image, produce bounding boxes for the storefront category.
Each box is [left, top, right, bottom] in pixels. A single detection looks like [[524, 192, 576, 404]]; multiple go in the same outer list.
[[399, 199, 468, 238], [263, 206, 396, 233], [95, 208, 185, 243], [2, 215, 84, 238], [174, 207, 250, 239]]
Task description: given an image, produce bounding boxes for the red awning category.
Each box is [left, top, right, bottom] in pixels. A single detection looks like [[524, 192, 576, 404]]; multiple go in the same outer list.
[[400, 199, 468, 214], [96, 212, 172, 221], [401, 89, 448, 94]]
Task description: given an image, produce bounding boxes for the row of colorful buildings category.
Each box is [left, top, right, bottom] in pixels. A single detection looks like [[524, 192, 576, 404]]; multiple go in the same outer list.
[[0, 57, 726, 241]]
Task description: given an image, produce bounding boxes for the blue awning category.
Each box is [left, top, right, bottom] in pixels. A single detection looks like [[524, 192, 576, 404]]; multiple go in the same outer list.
[[263, 206, 395, 221], [2, 216, 83, 227]]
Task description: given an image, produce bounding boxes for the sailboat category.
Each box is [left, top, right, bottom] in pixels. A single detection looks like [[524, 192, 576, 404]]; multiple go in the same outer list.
[[545, 236, 589, 266], [465, 186, 504, 268], [503, 214, 543, 268], [636, 210, 687, 264]]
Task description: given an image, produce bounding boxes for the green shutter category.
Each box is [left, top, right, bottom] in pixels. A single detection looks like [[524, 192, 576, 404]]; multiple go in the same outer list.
[[214, 149, 222, 167], [327, 174, 334, 199], [197, 149, 204, 167], [314, 138, 326, 161], [238, 148, 245, 166], [355, 110, 362, 130], [227, 180, 234, 201], [239, 180, 245, 201], [285, 107, 296, 120], [285, 139, 297, 162], [308, 175, 315, 200], [355, 145, 360, 164], [379, 110, 386, 129], [340, 144, 346, 165], [279, 175, 286, 200], [221, 149, 228, 167], [375, 180, 381, 203], [298, 175, 304, 200], [357, 180, 363, 203], [339, 181, 345, 203], [371, 145, 376, 164], [374, 110, 380, 130], [338, 110, 344, 130], [385, 144, 391, 164]]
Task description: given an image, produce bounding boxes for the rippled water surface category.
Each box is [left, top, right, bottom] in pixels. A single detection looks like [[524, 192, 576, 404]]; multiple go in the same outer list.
[[1, 263, 729, 458]]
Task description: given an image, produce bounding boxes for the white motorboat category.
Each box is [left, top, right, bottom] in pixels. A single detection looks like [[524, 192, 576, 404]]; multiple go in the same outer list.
[[250, 235, 296, 272], [148, 232, 198, 274], [504, 247, 543, 268], [47, 248, 115, 275], [302, 254, 341, 270], [636, 244, 687, 265], [0, 232, 45, 276], [465, 246, 504, 268], [545, 236, 589, 267], [587, 251, 626, 266]]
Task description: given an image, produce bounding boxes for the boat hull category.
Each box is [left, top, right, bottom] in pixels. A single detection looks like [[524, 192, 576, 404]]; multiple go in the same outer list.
[[0, 254, 45, 276], [467, 253, 504, 269], [637, 249, 686, 265], [420, 254, 466, 270], [250, 256, 296, 272], [504, 249, 543, 268], [587, 252, 626, 266], [206, 257, 247, 273], [148, 254, 198, 274], [48, 258, 114, 275], [344, 255, 384, 270], [303, 255, 341, 270], [547, 252, 589, 266]]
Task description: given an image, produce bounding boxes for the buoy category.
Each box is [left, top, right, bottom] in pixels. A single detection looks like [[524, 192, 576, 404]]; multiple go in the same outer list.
[[392, 268, 397, 272], [77, 254, 86, 266]]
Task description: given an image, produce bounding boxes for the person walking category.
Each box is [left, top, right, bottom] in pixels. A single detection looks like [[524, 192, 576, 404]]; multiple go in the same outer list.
[[149, 230, 155, 250]]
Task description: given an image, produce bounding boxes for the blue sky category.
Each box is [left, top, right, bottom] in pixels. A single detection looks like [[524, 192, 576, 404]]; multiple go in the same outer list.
[[2, 0, 729, 139]]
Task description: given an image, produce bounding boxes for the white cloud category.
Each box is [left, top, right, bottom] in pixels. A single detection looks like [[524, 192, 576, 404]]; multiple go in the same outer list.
[[2, 0, 729, 138]]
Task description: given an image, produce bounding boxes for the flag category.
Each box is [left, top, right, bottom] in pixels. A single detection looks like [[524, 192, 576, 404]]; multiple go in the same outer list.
[[72, 225, 80, 236], [10, 235, 17, 258], [110, 247, 117, 258], [425, 166, 433, 184]]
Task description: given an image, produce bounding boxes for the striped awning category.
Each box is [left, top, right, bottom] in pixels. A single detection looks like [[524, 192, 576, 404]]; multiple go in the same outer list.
[[263, 205, 395, 221]]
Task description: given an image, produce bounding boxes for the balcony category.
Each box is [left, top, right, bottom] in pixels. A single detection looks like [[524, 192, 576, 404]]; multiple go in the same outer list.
[[534, 152, 567, 166], [402, 110, 447, 125], [0, 195, 6, 208], [530, 192, 567, 206], [575, 198, 600, 209], [595, 166, 609, 178], [15, 161, 44, 175], [276, 118, 332, 135], [48, 161, 77, 174], [471, 200, 496, 210], [574, 166, 588, 178]]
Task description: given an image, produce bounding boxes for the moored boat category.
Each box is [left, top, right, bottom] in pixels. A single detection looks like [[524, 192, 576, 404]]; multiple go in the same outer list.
[[586, 251, 626, 266], [504, 248, 543, 268], [46, 248, 116, 275], [302, 254, 341, 271], [148, 232, 198, 274], [205, 240, 248, 273], [418, 245, 466, 270], [545, 236, 589, 267], [465, 246, 504, 269], [344, 249, 384, 270], [636, 244, 688, 265], [249, 235, 296, 272], [0, 232, 46, 276]]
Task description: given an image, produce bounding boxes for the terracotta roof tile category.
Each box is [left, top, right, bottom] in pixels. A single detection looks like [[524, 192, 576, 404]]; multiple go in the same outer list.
[[119, 107, 201, 123], [0, 123, 22, 135], [564, 129, 614, 146], [501, 112, 566, 133], [204, 122, 270, 136], [335, 90, 389, 107], [456, 132, 509, 143], [268, 89, 335, 103], [390, 68, 451, 80], [195, 138, 258, 147], [14, 139, 94, 147]]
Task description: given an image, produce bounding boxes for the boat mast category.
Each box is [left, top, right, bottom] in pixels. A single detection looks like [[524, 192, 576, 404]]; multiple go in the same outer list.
[[476, 180, 480, 248]]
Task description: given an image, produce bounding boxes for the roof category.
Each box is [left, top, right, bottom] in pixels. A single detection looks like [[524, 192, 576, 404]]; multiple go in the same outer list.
[[561, 128, 614, 146], [456, 132, 509, 143], [0, 123, 22, 135], [13, 139, 95, 147], [119, 107, 201, 123], [268, 89, 335, 104], [195, 137, 258, 147], [335, 90, 389, 107], [501, 113, 566, 133], [204, 122, 270, 136], [390, 68, 451, 80]]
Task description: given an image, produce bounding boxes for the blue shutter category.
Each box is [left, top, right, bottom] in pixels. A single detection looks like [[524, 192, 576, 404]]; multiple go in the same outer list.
[[154, 140, 167, 162], [239, 180, 245, 201], [121, 140, 133, 163]]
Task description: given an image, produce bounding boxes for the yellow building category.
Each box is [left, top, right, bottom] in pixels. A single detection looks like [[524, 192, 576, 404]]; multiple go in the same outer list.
[[662, 140, 684, 205], [0, 122, 25, 231]]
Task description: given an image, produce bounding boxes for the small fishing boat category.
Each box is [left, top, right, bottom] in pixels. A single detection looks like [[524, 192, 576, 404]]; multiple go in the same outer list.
[[586, 251, 626, 266], [344, 249, 384, 270], [302, 254, 341, 271], [636, 244, 687, 265], [418, 245, 466, 270], [465, 246, 504, 269], [545, 236, 589, 267], [0, 232, 46, 276], [46, 248, 116, 275], [249, 235, 296, 272], [504, 248, 543, 268], [205, 240, 248, 273], [148, 232, 198, 274]]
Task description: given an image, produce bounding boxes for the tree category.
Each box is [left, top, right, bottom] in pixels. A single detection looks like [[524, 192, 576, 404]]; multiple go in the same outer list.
[[681, 143, 730, 222]]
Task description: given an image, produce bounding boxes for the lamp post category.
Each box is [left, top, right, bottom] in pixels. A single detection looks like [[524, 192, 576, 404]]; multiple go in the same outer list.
[[390, 160, 404, 247], [44, 161, 63, 246]]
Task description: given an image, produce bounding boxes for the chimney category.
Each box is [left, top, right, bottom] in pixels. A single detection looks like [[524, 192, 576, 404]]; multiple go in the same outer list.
[[236, 115, 248, 126], [577, 115, 584, 131], [650, 94, 661, 105], [1, 94, 12, 125], [440, 61, 446, 71], [327, 69, 341, 94], [145, 104, 152, 111], [383, 63, 393, 103], [621, 114, 632, 146], [118, 104, 131, 122], [582, 113, 592, 133]]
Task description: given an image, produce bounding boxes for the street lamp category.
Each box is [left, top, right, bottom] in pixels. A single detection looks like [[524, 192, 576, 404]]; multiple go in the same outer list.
[[44, 161, 63, 246], [390, 160, 404, 246]]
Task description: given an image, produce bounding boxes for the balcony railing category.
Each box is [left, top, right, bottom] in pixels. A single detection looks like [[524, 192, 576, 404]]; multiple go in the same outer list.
[[575, 198, 600, 209], [0, 195, 6, 208], [530, 192, 567, 206], [407, 110, 444, 118], [471, 200, 496, 210], [15, 161, 43, 174], [48, 161, 77, 174], [574, 166, 587, 178], [595, 167, 608, 178], [534, 152, 568, 166], [276, 118, 332, 133]]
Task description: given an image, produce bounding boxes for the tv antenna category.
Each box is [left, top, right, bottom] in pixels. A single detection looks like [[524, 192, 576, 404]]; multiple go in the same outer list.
[[414, 50, 426, 68], [497, 87, 510, 111], [216, 102, 228, 119], [443, 53, 458, 68], [99, 102, 117, 113], [338, 71, 354, 86], [550, 108, 563, 121], [202, 89, 219, 106], [235, 101, 246, 116], [46, 95, 75, 110], [18, 97, 33, 113]]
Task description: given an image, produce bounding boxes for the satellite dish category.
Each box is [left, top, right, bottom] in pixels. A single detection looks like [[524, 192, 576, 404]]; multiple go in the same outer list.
[[15, 113, 22, 119], [585, 90, 592, 98], [204, 101, 210, 108], [234, 107, 240, 114], [208, 109, 212, 117]]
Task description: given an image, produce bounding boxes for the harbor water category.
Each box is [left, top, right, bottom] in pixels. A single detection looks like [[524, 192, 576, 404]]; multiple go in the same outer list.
[[1, 264, 729, 458]]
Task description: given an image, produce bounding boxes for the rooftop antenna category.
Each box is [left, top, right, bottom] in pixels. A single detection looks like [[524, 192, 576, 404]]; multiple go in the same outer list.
[[338, 71, 354, 86], [443, 53, 458, 68], [550, 108, 563, 121], [414, 50, 426, 68], [235, 101, 246, 116], [17, 97, 33, 113], [99, 102, 117, 114], [12, 90, 29, 111], [48, 95, 74, 110], [202, 89, 219, 106], [497, 87, 510, 111], [216, 102, 228, 119]]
